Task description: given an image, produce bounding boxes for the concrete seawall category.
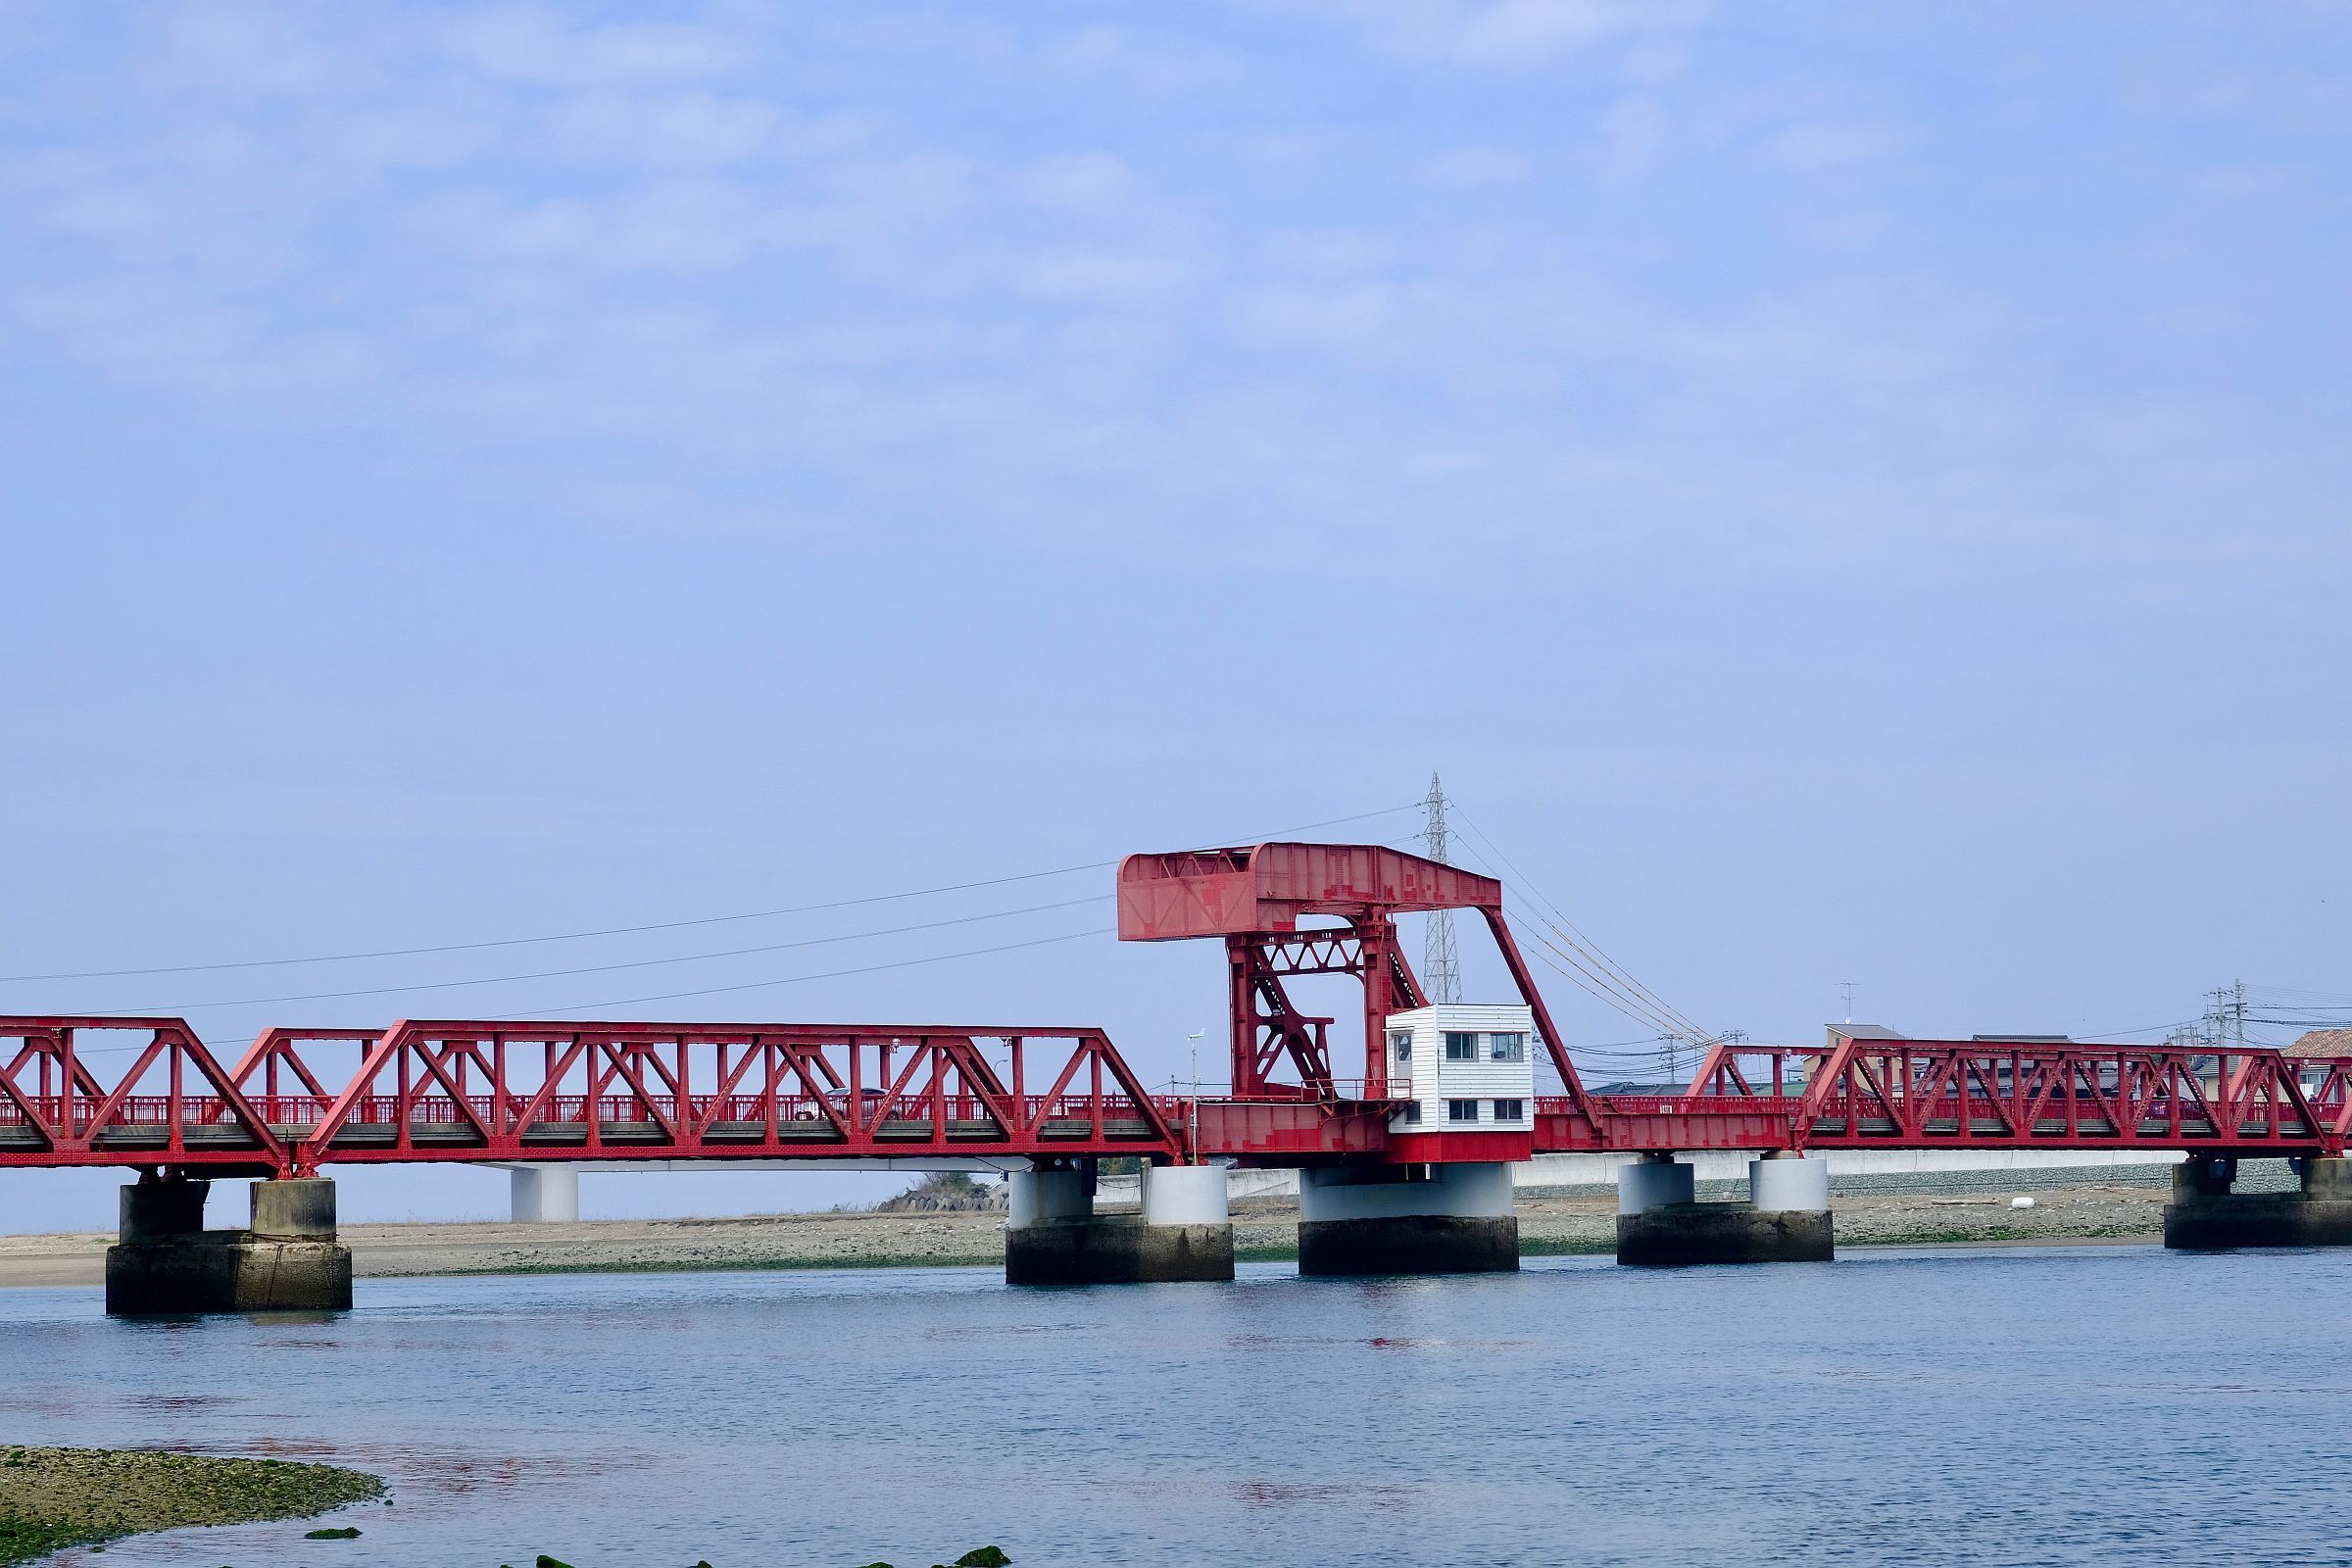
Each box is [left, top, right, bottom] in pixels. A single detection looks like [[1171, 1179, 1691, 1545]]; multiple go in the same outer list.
[[1095, 1149, 2199, 1206]]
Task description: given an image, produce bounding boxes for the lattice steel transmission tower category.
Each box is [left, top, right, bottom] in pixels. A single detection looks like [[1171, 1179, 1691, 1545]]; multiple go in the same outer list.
[[1421, 773, 1462, 1004]]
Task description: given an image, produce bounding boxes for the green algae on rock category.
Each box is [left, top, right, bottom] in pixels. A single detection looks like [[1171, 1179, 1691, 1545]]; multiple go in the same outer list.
[[0, 1445, 382, 1565]]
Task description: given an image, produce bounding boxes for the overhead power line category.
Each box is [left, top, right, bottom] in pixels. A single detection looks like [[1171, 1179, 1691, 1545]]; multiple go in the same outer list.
[[493, 928, 1111, 1019], [1518, 918, 1709, 1045], [1439, 823, 1715, 1046], [0, 802, 1418, 985], [1450, 805, 1715, 1044], [96, 895, 1113, 1014]]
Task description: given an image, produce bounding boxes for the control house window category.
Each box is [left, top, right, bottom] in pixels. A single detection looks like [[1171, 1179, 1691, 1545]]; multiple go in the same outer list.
[[1445, 1031, 1480, 1062], [1492, 1099, 1524, 1121], [1399, 1102, 1422, 1124], [1446, 1099, 1480, 1123], [1391, 1030, 1413, 1061], [1489, 1032, 1526, 1062]]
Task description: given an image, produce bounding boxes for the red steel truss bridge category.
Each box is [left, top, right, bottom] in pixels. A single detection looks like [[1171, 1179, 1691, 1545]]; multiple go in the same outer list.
[[5, 844, 2347, 1177]]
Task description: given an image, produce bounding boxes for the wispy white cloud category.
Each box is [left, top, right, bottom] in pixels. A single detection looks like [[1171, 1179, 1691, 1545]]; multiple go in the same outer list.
[[0, 0, 2341, 608], [156, 3, 368, 95], [1018, 152, 1134, 210], [440, 7, 748, 87], [1267, 0, 1704, 66], [538, 91, 780, 167]]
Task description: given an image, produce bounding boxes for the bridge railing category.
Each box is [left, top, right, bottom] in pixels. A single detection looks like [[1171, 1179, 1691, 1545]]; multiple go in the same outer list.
[[1582, 1095, 1789, 1116]]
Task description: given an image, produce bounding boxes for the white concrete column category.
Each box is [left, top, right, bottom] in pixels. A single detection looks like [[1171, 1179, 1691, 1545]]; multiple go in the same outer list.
[[1298, 1162, 1514, 1222], [511, 1165, 580, 1224], [1617, 1153, 1695, 1215], [1141, 1164, 1230, 1226], [1007, 1167, 1092, 1229], [1749, 1152, 1831, 1212]]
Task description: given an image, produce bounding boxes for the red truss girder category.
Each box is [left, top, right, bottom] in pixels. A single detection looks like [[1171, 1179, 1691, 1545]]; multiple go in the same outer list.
[[0, 1018, 1188, 1174], [14, 1010, 2345, 1175], [2303, 1056, 2352, 1142], [0, 1016, 288, 1173], [1562, 1039, 2348, 1156]]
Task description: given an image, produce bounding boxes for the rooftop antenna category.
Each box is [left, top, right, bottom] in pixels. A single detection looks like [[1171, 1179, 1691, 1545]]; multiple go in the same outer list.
[[1421, 773, 1462, 1004], [1840, 981, 1857, 1025]]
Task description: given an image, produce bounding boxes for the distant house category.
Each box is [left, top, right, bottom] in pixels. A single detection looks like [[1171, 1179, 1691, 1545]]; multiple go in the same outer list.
[[2286, 1030, 2352, 1092], [2287, 1029, 2352, 1058]]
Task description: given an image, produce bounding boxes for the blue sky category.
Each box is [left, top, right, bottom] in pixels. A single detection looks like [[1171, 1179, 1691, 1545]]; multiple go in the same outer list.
[[3, 3, 2347, 1227]]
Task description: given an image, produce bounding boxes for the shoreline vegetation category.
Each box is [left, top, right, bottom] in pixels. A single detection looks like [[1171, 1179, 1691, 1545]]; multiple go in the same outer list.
[[0, 1446, 383, 1564], [0, 1182, 2173, 1289]]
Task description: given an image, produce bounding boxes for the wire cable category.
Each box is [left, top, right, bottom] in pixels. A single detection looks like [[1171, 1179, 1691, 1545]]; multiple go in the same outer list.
[[1449, 805, 1716, 1043], [91, 895, 1113, 1014], [0, 801, 1419, 984], [489, 928, 1111, 1019], [1439, 828, 1714, 1044]]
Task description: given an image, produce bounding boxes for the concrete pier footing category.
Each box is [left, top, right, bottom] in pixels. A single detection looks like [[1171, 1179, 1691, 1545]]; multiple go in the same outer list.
[[510, 1165, 580, 1223], [2163, 1156, 2352, 1250], [1616, 1152, 1835, 1265], [105, 1176, 353, 1315], [1296, 1163, 1519, 1276], [1004, 1163, 1235, 1285]]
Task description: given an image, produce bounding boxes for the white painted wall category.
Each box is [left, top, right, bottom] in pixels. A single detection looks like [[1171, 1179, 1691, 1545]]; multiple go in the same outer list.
[[1385, 1004, 1536, 1132]]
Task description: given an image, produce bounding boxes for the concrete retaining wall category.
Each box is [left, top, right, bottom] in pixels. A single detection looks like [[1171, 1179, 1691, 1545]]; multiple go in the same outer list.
[[1101, 1149, 2202, 1206]]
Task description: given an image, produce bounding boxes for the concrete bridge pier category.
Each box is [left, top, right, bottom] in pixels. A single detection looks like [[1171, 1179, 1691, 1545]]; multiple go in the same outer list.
[[510, 1165, 580, 1223], [2163, 1155, 2352, 1250], [1296, 1162, 1519, 1276], [1004, 1161, 1235, 1285], [105, 1174, 354, 1315], [1616, 1152, 1835, 1265]]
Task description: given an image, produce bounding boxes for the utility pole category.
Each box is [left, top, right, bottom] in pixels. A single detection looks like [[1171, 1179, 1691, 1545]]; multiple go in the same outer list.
[[2206, 980, 2247, 1051], [1421, 772, 1462, 1004]]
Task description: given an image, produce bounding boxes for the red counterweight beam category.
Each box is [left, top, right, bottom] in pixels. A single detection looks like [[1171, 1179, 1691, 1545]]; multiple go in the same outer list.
[[1119, 842, 1599, 1125]]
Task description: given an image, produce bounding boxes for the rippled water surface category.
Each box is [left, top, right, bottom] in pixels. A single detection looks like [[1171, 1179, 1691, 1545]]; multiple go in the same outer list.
[[5, 1246, 2351, 1567]]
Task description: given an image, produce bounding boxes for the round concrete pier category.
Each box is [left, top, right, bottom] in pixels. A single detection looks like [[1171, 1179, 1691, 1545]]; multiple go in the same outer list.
[[2164, 1157, 2352, 1250], [1618, 1154, 1694, 1215], [1006, 1163, 1234, 1285], [1297, 1163, 1519, 1276], [510, 1166, 581, 1224], [1616, 1153, 1834, 1266], [1007, 1167, 1091, 1229], [1142, 1163, 1231, 1226], [106, 1177, 353, 1315], [1749, 1152, 1832, 1211]]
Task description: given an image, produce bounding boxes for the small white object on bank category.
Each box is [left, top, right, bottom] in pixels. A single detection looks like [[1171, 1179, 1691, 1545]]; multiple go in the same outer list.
[[2010, 1196, 2035, 1209]]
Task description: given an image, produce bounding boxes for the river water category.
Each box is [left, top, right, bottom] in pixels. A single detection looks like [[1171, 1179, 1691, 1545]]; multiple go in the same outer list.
[[3, 1245, 2349, 1568]]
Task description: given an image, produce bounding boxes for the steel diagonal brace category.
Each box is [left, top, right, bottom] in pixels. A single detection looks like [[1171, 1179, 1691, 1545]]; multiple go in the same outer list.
[[597, 1044, 682, 1143]]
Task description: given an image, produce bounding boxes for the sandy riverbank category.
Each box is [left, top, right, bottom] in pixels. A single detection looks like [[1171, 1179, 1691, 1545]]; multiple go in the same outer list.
[[0, 1184, 2167, 1287]]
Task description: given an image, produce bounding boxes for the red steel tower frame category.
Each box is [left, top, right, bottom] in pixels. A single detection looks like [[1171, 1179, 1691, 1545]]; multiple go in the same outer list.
[[1116, 843, 1598, 1132]]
